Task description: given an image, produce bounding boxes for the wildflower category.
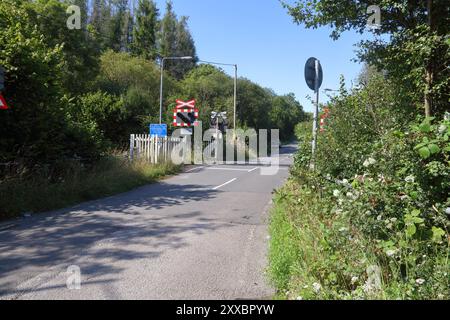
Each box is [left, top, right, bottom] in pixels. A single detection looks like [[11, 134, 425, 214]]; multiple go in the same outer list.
[[333, 189, 340, 197], [339, 227, 347, 233], [445, 207, 450, 216], [415, 278, 425, 285], [405, 175, 415, 183], [351, 276, 359, 285], [312, 282, 322, 293], [346, 192, 358, 200], [296, 296, 303, 300], [386, 249, 397, 257], [363, 158, 376, 167]]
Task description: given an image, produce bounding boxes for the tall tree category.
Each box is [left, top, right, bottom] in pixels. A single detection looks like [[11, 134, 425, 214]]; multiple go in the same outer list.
[[109, 0, 129, 52], [132, 0, 159, 60], [283, 0, 449, 117], [172, 16, 198, 79], [158, 1, 179, 76], [158, 1, 198, 79], [90, 0, 112, 50]]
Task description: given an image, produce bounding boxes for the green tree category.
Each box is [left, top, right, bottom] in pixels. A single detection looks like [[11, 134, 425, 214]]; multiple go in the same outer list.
[[172, 16, 198, 79], [159, 1, 178, 72], [132, 0, 159, 60], [109, 0, 130, 52], [91, 0, 113, 50], [283, 0, 449, 117], [177, 65, 233, 129], [0, 0, 100, 163], [25, 0, 100, 95]]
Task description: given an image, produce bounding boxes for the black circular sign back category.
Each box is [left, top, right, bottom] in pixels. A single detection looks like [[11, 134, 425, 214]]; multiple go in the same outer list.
[[304, 57, 323, 91]]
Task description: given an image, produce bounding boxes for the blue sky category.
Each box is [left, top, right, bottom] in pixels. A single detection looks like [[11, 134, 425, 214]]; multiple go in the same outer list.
[[154, 0, 374, 112]]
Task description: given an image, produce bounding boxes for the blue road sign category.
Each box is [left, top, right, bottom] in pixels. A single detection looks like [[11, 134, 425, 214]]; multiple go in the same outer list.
[[149, 124, 167, 137]]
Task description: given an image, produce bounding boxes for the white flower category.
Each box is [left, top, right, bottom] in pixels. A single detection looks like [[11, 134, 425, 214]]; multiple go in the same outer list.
[[438, 124, 447, 134], [339, 227, 347, 232], [363, 158, 376, 167], [296, 296, 303, 300], [445, 207, 450, 216], [312, 282, 322, 293], [351, 276, 359, 284], [346, 192, 358, 200], [405, 175, 415, 183], [333, 189, 341, 197], [342, 179, 349, 184], [415, 278, 425, 285], [386, 249, 397, 257]]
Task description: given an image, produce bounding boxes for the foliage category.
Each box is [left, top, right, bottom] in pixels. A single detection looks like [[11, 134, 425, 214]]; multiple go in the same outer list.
[[158, 1, 198, 79], [0, 155, 180, 220], [283, 0, 450, 116], [0, 0, 85, 164], [25, 0, 100, 95], [132, 0, 159, 60], [269, 69, 449, 300]]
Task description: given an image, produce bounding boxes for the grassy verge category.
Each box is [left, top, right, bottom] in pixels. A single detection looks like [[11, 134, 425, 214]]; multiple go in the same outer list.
[[0, 157, 180, 221], [268, 176, 449, 300]]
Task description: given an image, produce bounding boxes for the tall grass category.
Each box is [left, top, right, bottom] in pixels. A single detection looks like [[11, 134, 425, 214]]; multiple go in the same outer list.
[[0, 156, 179, 220], [268, 177, 449, 300]]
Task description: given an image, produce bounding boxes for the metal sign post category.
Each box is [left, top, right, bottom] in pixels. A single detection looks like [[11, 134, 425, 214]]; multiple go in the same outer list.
[[304, 57, 323, 169]]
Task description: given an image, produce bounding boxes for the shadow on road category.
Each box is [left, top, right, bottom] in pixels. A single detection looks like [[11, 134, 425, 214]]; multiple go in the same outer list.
[[0, 182, 228, 297]]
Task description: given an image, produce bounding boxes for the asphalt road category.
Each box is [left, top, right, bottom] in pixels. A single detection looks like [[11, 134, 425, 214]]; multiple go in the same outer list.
[[0, 144, 296, 300]]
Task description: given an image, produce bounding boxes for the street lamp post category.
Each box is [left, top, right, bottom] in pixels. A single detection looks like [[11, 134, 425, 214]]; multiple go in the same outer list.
[[159, 56, 193, 124]]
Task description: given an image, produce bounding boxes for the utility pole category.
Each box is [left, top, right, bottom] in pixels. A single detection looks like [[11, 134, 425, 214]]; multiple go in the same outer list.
[[234, 64, 237, 137], [311, 59, 320, 165]]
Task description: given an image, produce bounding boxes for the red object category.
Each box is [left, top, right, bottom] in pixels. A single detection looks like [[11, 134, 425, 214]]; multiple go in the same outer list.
[[176, 99, 196, 109], [0, 93, 9, 110], [173, 99, 199, 127], [319, 108, 330, 132]]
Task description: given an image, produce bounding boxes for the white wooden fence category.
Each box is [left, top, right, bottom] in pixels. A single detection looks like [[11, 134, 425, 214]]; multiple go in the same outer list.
[[129, 134, 183, 164]]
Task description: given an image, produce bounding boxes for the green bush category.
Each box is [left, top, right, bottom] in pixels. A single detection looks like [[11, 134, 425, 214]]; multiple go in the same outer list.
[[269, 73, 449, 300]]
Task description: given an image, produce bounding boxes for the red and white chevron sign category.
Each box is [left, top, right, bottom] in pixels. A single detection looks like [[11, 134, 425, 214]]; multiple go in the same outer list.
[[176, 99, 195, 109]]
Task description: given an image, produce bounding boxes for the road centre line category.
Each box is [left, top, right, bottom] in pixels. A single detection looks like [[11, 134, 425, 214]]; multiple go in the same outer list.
[[185, 166, 204, 172], [205, 167, 249, 172], [212, 178, 237, 190], [247, 167, 258, 173]]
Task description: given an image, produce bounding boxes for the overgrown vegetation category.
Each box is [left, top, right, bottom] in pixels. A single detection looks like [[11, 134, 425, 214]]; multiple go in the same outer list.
[[269, 1, 449, 300], [269, 78, 449, 299], [0, 156, 179, 220]]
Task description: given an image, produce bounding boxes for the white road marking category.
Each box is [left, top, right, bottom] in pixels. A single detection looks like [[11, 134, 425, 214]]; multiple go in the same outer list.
[[185, 166, 204, 173], [205, 167, 249, 172], [247, 167, 258, 173], [212, 178, 237, 190]]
